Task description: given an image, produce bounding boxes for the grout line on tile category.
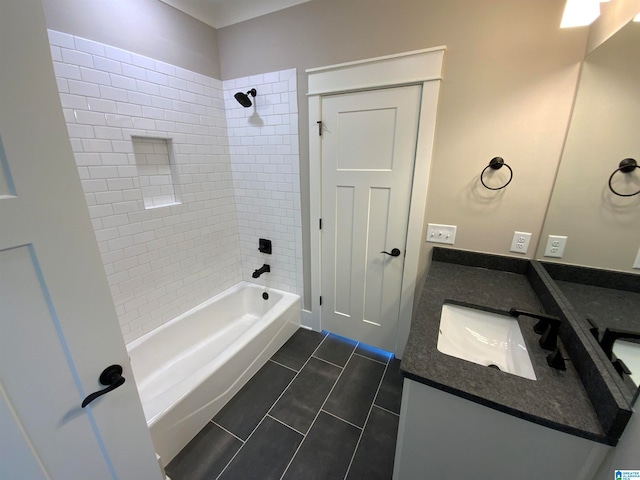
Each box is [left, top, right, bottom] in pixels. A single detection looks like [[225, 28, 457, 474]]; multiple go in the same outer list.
[[266, 332, 331, 417], [319, 408, 363, 431], [278, 342, 358, 480], [210, 420, 246, 444], [269, 358, 300, 373], [342, 356, 390, 480], [372, 403, 400, 417], [214, 415, 270, 480], [311, 355, 346, 370], [266, 413, 307, 437], [216, 331, 330, 480], [352, 349, 390, 366]]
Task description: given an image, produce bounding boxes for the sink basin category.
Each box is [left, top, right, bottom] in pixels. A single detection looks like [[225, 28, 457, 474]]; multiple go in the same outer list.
[[437, 302, 537, 380]]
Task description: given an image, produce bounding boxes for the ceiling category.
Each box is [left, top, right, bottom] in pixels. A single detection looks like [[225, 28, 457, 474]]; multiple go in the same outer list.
[[159, 0, 313, 29]]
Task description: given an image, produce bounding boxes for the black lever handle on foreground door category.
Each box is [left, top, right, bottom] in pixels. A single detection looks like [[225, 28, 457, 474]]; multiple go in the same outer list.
[[381, 248, 401, 257], [82, 365, 125, 408]]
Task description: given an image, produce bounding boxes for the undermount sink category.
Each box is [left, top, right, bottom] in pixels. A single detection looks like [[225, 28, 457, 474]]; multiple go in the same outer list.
[[437, 302, 537, 380]]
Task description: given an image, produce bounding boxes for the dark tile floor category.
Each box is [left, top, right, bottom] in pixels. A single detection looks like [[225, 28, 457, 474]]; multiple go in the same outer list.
[[166, 328, 404, 480]]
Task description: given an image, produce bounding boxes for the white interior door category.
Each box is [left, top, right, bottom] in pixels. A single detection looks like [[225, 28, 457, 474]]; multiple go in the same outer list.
[[0, 2, 162, 479], [320, 85, 421, 352]]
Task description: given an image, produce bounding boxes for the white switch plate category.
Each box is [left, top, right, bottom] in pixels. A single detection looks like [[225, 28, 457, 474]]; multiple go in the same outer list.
[[634, 247, 640, 270], [510, 231, 532, 254], [426, 223, 457, 245], [544, 235, 568, 258]]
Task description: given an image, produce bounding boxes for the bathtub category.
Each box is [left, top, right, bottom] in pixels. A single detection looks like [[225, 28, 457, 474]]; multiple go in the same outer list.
[[126, 281, 300, 465]]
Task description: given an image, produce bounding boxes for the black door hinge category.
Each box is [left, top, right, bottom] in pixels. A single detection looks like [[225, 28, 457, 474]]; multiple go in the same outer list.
[[319, 296, 323, 306], [317, 121, 322, 136], [319, 218, 322, 229]]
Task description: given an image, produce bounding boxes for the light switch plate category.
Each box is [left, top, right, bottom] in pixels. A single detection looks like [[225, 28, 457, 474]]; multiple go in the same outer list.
[[510, 231, 532, 254], [634, 247, 640, 270], [544, 235, 568, 258], [426, 223, 457, 245]]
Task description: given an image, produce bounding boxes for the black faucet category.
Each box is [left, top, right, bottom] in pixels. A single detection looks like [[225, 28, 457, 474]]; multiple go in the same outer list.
[[599, 327, 640, 360], [509, 308, 562, 351], [510, 308, 566, 371], [252, 264, 270, 278]]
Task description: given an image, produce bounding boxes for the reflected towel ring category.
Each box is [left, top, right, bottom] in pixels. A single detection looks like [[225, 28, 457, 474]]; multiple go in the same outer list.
[[480, 157, 513, 190], [608, 158, 640, 197]]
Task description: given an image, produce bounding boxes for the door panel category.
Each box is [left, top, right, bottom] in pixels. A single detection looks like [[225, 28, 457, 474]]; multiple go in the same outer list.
[[321, 86, 421, 352], [0, 245, 112, 479], [336, 108, 397, 170], [363, 187, 392, 326], [334, 186, 356, 316], [0, 386, 49, 480]]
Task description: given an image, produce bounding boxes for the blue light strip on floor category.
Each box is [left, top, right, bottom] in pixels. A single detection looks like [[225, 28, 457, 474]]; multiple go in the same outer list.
[[321, 330, 357, 346], [321, 330, 394, 361]]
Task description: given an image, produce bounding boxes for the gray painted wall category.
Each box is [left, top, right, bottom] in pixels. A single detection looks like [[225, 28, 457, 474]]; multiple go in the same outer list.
[[42, 0, 221, 78], [217, 0, 588, 307]]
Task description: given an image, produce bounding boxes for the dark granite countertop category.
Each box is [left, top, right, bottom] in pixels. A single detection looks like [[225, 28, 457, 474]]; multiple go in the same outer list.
[[401, 259, 610, 444], [536, 263, 640, 401], [555, 281, 640, 336]]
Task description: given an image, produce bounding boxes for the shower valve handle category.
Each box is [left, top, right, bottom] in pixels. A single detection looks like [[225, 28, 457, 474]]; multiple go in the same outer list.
[[81, 365, 125, 408], [381, 248, 401, 257]]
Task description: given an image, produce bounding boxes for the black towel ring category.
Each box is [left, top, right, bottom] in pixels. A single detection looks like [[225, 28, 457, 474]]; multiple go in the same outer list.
[[608, 158, 640, 197], [480, 157, 513, 190]]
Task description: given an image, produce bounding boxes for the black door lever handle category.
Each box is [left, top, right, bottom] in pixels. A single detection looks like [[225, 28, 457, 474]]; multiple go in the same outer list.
[[381, 248, 401, 257], [82, 365, 125, 408]]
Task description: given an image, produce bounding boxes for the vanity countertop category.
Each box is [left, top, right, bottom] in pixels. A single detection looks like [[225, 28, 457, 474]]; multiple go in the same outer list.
[[555, 281, 640, 334], [539, 261, 640, 336], [401, 255, 612, 444]]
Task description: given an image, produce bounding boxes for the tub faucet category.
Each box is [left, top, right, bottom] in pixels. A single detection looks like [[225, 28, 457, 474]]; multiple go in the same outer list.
[[252, 264, 270, 278]]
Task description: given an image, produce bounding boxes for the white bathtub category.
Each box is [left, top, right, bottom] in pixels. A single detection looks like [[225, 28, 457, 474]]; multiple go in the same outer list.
[[126, 281, 300, 465]]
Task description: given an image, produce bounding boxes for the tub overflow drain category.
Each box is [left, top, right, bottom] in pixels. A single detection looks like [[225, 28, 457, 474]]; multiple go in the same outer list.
[[262, 292, 269, 300]]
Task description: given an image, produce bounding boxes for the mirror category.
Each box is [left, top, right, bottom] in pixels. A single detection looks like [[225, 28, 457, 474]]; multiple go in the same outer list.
[[536, 19, 640, 402]]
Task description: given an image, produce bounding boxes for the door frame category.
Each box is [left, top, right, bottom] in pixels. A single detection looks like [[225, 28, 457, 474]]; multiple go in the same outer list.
[[306, 47, 445, 357]]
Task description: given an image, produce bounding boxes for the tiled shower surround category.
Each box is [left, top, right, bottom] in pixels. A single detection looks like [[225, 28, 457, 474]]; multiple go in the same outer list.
[[223, 71, 303, 301], [48, 30, 302, 343]]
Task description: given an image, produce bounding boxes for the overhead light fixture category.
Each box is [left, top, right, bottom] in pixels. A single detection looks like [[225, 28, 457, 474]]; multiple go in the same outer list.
[[561, 0, 601, 28]]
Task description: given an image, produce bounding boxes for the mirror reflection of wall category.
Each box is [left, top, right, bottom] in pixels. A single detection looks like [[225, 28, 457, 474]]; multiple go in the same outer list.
[[536, 18, 640, 403], [536, 20, 640, 272]]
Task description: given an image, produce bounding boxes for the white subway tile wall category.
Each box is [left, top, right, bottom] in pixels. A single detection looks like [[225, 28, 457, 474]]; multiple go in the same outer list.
[[223, 70, 303, 299], [49, 30, 242, 343], [48, 30, 303, 343]]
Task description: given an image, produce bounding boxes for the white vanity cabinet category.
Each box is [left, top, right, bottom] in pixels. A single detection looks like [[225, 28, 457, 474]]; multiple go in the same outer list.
[[393, 378, 610, 480]]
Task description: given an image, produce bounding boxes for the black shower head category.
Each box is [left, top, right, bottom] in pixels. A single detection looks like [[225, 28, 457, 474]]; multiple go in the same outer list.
[[234, 88, 257, 107]]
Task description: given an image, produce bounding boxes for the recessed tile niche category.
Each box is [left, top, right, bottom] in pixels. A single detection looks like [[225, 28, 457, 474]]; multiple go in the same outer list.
[[132, 136, 181, 209]]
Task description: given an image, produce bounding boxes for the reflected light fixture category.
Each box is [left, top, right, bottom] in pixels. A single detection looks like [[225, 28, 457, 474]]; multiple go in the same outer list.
[[561, 0, 601, 28], [634, 12, 640, 22]]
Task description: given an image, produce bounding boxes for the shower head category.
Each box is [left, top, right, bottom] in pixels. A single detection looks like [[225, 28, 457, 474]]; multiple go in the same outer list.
[[234, 88, 257, 108]]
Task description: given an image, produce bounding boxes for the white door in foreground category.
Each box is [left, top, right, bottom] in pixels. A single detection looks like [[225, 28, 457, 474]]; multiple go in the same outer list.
[[0, 2, 162, 479]]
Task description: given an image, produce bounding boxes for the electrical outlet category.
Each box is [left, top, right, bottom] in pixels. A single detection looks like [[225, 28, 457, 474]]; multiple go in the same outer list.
[[510, 231, 532, 254], [544, 235, 568, 258], [634, 247, 640, 270], [426, 224, 457, 245]]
